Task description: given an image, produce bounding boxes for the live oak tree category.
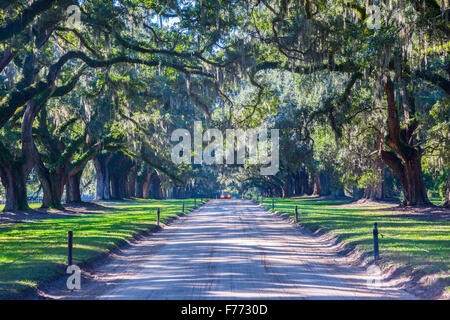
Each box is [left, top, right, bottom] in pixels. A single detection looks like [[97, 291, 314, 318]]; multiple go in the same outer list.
[[0, 0, 448, 210], [0, 0, 245, 209], [236, 0, 449, 206]]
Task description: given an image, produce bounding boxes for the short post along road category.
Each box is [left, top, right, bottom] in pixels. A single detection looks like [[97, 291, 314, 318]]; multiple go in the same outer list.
[[47, 200, 416, 299]]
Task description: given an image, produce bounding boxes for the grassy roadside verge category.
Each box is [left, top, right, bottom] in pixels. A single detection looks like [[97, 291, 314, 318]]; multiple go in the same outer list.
[[258, 196, 449, 298], [0, 199, 204, 299]]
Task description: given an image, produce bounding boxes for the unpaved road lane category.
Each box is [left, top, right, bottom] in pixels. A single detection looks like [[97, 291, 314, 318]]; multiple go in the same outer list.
[[48, 200, 416, 299]]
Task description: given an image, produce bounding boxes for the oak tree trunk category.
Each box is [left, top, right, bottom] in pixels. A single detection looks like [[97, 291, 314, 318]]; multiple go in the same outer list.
[[135, 180, 144, 198], [40, 171, 65, 209], [313, 173, 321, 196], [142, 170, 152, 199], [151, 170, 162, 199], [313, 172, 330, 196], [93, 154, 112, 200], [66, 171, 82, 203], [364, 159, 385, 201], [110, 171, 129, 200], [108, 152, 133, 200], [443, 173, 450, 208], [22, 101, 65, 209], [301, 169, 311, 195], [0, 163, 29, 211], [127, 164, 137, 198], [381, 78, 430, 206]]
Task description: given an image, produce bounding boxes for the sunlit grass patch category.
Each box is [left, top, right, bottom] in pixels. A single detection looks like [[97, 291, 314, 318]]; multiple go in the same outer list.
[[0, 203, 42, 211], [261, 197, 450, 281], [0, 198, 203, 298]]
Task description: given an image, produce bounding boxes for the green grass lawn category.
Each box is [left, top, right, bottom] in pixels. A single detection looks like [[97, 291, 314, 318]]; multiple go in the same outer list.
[[430, 197, 446, 205], [0, 203, 42, 211], [391, 196, 445, 206], [259, 197, 449, 287], [0, 199, 203, 299]]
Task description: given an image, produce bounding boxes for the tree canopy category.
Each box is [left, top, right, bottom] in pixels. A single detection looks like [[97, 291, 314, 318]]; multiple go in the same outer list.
[[0, 0, 448, 210]]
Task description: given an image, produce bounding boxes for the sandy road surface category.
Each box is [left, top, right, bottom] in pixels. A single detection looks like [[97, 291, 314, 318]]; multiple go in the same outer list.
[[46, 200, 416, 299]]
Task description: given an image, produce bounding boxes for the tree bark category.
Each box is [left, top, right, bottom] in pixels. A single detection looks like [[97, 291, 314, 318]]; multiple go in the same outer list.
[[293, 171, 301, 195], [381, 150, 430, 206], [381, 78, 430, 206], [151, 170, 162, 199], [110, 174, 121, 200], [301, 169, 311, 195], [142, 169, 153, 199], [22, 100, 65, 209], [443, 173, 450, 207], [313, 173, 321, 196], [352, 185, 364, 200], [94, 153, 112, 200], [313, 172, 330, 196], [286, 176, 294, 197], [135, 180, 144, 198], [40, 171, 65, 209], [320, 173, 330, 196], [0, 50, 34, 211], [110, 171, 129, 200], [109, 153, 133, 200], [127, 164, 137, 198], [0, 163, 29, 211], [364, 157, 385, 201], [66, 171, 82, 203]]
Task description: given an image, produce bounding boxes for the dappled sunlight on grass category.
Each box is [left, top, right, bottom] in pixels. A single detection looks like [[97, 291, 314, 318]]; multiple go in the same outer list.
[[260, 197, 449, 278], [0, 198, 203, 298], [0, 203, 42, 211]]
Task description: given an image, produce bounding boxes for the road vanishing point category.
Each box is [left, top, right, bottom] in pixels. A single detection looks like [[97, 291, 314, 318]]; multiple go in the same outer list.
[[48, 200, 416, 300]]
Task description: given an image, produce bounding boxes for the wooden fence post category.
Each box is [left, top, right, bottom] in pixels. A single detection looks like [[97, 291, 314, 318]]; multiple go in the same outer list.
[[67, 230, 73, 266], [373, 223, 379, 260]]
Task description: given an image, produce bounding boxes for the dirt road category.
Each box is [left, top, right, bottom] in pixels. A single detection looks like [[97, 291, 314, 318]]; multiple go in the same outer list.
[[46, 200, 416, 299]]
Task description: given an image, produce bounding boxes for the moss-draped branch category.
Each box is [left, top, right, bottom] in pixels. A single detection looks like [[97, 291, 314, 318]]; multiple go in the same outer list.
[[0, 51, 214, 129]]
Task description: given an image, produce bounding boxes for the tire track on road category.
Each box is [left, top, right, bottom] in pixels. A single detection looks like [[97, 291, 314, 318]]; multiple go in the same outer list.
[[44, 200, 417, 300]]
